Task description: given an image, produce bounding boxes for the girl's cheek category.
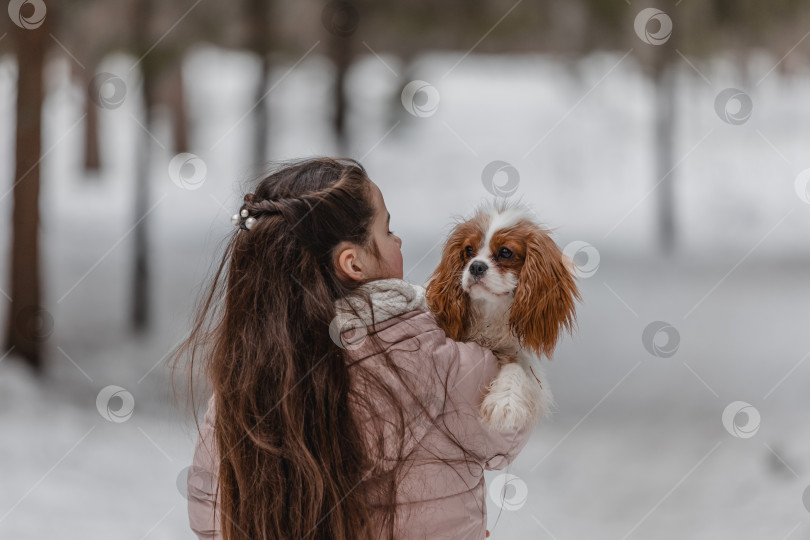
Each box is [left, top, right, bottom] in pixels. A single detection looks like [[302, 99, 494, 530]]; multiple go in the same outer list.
[[383, 240, 402, 278], [395, 247, 404, 277]]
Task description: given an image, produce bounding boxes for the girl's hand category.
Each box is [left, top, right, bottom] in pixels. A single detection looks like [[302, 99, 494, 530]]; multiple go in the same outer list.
[[486, 530, 490, 538]]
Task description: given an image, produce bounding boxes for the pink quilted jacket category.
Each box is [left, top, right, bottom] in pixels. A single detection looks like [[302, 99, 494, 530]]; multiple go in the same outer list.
[[187, 279, 534, 539]]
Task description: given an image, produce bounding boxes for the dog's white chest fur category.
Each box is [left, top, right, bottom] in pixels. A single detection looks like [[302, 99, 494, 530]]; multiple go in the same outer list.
[[466, 293, 554, 431], [466, 293, 519, 355]]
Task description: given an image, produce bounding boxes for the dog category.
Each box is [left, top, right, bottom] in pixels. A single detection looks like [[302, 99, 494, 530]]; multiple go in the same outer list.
[[426, 201, 580, 431]]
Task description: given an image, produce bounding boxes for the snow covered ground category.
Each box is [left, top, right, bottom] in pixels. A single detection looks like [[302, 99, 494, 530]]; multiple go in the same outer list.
[[0, 47, 808, 538]]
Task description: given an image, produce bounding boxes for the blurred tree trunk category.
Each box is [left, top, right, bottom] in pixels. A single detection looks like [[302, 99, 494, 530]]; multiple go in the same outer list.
[[322, 0, 360, 156], [389, 56, 415, 128], [83, 62, 102, 173], [131, 73, 156, 332], [327, 31, 352, 155], [168, 62, 189, 154], [653, 54, 676, 254], [4, 13, 48, 371], [653, 9, 678, 255], [248, 0, 273, 167], [131, 0, 156, 332]]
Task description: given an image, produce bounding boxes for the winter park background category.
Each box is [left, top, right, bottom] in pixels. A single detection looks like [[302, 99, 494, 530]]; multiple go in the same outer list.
[[1, 2, 810, 539]]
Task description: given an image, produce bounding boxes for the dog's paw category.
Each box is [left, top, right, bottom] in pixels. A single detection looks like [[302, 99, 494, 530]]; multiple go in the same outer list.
[[480, 363, 545, 431]]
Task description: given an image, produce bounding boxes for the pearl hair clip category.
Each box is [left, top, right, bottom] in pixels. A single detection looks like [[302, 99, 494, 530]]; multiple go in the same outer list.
[[230, 208, 257, 231]]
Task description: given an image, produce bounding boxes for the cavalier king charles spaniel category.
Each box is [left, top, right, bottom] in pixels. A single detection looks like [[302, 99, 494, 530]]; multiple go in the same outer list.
[[426, 201, 580, 431]]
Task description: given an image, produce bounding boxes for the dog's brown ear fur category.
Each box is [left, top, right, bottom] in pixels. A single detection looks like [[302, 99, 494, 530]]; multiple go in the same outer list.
[[509, 225, 580, 359], [425, 222, 479, 341]]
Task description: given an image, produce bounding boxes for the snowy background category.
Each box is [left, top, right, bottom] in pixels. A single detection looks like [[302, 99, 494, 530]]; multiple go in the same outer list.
[[1, 45, 809, 539]]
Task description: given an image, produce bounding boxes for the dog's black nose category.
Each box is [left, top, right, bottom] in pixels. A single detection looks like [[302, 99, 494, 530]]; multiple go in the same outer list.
[[469, 261, 488, 276]]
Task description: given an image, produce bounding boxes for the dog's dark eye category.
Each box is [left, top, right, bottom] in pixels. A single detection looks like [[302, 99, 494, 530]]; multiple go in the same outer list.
[[498, 247, 513, 259], [465, 245, 474, 257]]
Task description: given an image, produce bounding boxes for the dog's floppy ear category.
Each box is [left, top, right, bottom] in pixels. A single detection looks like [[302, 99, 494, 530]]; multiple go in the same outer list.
[[425, 224, 471, 341], [509, 227, 580, 358]]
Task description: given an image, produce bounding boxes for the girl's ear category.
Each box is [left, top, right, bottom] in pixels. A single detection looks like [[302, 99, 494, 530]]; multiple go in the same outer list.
[[509, 229, 580, 358], [335, 243, 365, 282], [425, 227, 470, 341]]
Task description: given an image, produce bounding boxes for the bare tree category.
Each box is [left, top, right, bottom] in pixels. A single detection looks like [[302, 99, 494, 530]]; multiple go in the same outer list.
[[166, 62, 189, 155], [4, 3, 49, 370], [130, 0, 158, 332], [322, 1, 358, 155], [247, 0, 274, 167], [649, 3, 679, 255], [83, 59, 102, 172]]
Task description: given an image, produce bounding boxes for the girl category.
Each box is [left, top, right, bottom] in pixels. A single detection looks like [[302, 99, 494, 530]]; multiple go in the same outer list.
[[172, 157, 534, 539]]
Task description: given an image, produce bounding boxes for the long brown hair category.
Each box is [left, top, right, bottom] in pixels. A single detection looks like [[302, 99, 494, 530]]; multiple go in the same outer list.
[[169, 157, 494, 539]]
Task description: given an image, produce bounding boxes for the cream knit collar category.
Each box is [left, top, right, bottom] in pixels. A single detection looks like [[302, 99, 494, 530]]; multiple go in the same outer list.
[[332, 278, 427, 332]]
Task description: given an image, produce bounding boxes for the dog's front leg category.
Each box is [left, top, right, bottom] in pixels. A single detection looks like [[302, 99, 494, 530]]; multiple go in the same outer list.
[[480, 352, 554, 431]]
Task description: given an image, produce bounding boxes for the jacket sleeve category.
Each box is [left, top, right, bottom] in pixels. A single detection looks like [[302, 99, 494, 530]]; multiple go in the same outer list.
[[442, 338, 535, 471], [187, 394, 222, 540]]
